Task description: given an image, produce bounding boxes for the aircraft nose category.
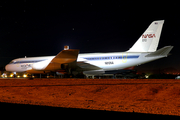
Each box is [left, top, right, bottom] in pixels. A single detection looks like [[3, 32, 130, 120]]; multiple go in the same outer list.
[[5, 64, 10, 71]]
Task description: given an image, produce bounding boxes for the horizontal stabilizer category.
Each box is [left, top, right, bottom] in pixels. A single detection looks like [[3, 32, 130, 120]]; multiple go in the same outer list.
[[145, 46, 173, 57]]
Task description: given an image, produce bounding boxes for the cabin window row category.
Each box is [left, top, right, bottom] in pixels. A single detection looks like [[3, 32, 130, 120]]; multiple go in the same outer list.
[[84, 56, 139, 60]]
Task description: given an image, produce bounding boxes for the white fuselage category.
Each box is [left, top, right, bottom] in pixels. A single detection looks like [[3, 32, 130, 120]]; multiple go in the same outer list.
[[77, 52, 164, 75], [5, 52, 164, 74]]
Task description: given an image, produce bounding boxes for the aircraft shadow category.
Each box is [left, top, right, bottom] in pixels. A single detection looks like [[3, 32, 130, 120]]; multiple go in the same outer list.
[[0, 102, 178, 118]]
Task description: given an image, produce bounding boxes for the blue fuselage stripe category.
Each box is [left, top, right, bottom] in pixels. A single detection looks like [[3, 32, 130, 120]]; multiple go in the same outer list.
[[9, 59, 47, 64], [83, 55, 139, 61]]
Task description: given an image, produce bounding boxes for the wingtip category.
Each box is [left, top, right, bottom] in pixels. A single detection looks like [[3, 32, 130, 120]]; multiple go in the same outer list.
[[153, 20, 164, 24]]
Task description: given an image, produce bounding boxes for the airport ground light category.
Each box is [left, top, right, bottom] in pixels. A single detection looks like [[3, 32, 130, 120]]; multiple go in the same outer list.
[[0, 71, 179, 79], [1, 72, 28, 78]]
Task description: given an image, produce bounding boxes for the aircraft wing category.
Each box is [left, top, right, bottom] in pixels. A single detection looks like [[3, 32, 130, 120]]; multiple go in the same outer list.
[[76, 62, 101, 71], [44, 49, 79, 71], [51, 49, 79, 63]]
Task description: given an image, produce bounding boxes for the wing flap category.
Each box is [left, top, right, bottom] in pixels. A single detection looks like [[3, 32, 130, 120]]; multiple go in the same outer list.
[[76, 62, 101, 71]]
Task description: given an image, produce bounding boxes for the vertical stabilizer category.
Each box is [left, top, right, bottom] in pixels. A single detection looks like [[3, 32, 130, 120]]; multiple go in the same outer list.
[[127, 20, 164, 52]]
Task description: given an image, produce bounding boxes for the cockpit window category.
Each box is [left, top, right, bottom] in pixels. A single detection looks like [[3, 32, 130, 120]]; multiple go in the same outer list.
[[9, 61, 15, 64], [9, 61, 19, 64]]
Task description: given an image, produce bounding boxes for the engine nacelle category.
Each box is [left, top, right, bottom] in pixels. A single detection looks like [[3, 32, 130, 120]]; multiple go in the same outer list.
[[61, 64, 69, 70]]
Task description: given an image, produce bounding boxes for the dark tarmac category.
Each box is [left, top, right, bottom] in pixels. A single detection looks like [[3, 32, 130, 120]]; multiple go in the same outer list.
[[0, 102, 178, 119]]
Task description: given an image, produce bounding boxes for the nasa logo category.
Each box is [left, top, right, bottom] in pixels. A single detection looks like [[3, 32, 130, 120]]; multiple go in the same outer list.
[[21, 64, 31, 69], [142, 34, 156, 38]]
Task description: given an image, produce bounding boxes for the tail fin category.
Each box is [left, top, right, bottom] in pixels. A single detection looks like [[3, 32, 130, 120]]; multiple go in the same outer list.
[[127, 20, 164, 52]]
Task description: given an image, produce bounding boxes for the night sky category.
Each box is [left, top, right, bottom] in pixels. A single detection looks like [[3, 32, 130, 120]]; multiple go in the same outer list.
[[0, 1, 180, 72]]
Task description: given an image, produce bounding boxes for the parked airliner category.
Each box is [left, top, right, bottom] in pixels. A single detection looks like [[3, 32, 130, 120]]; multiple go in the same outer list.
[[5, 20, 173, 77]]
